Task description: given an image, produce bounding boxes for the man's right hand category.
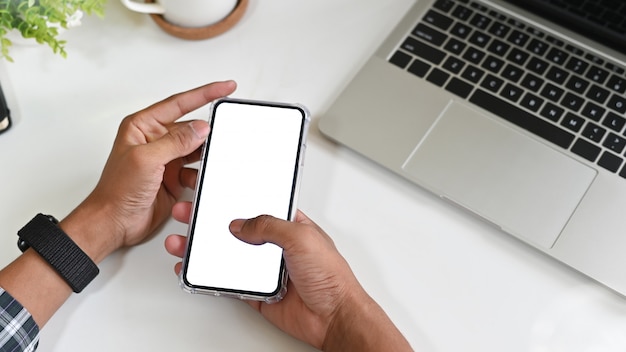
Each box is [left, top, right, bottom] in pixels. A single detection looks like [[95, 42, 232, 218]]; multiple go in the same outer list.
[[166, 208, 413, 351]]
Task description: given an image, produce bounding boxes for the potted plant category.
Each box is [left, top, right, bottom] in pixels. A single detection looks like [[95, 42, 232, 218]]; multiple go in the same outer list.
[[0, 0, 107, 61]]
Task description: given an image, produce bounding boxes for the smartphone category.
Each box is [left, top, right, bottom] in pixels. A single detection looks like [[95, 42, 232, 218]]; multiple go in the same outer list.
[[180, 97, 310, 302]]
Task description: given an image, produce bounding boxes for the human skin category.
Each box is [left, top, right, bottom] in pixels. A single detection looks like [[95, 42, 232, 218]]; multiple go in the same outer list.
[[0, 80, 237, 327], [165, 207, 414, 352]]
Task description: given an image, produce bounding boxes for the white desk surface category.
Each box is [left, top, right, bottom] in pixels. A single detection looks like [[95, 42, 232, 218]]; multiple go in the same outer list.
[[1, 1, 626, 351]]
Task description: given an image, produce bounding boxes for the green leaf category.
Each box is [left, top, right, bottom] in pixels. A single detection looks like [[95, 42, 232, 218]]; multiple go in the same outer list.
[[0, 0, 108, 60]]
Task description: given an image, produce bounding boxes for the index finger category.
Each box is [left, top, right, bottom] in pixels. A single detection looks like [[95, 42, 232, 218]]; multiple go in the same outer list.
[[138, 80, 237, 126]]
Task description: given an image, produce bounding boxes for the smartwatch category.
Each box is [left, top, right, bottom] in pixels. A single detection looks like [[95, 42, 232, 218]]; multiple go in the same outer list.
[[17, 214, 99, 293]]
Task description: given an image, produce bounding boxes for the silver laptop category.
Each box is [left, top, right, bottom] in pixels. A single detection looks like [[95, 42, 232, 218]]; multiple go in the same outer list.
[[319, 0, 626, 296]]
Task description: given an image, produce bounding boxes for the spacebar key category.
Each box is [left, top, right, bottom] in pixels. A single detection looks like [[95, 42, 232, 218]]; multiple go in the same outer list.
[[469, 89, 575, 149]]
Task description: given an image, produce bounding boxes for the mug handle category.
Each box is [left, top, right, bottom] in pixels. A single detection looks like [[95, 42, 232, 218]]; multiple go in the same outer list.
[[119, 0, 165, 14]]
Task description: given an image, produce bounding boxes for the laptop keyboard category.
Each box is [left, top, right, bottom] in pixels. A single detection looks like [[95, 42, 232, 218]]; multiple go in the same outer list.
[[389, 0, 626, 177]]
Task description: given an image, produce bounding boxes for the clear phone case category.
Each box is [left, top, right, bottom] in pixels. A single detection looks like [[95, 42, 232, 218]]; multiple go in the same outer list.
[[179, 97, 310, 303]]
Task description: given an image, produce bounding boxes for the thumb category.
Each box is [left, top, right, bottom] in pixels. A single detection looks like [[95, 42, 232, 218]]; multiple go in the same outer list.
[[229, 215, 297, 249], [146, 120, 209, 164]]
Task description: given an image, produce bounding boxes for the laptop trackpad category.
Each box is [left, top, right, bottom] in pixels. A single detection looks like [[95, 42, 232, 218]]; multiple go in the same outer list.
[[402, 102, 596, 249]]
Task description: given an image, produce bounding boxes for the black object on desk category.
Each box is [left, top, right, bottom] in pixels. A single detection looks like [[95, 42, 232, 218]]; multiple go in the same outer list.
[[0, 81, 10, 134]]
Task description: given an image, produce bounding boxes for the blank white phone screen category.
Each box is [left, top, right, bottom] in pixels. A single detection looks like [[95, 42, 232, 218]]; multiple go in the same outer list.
[[185, 101, 305, 294]]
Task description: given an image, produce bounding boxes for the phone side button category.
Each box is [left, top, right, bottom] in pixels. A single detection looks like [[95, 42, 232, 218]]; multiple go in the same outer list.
[[300, 145, 307, 166]]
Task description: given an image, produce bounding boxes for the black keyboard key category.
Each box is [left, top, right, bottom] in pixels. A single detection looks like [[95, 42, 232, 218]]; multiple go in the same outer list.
[[442, 56, 465, 74], [490, 10, 506, 21], [605, 62, 623, 73], [481, 74, 504, 92], [452, 5, 474, 21], [546, 35, 563, 47], [561, 112, 585, 132], [603, 132, 626, 154], [581, 101, 606, 121], [520, 93, 544, 112], [586, 66, 609, 84], [450, 22, 472, 39], [507, 48, 529, 65], [560, 92, 585, 112], [408, 59, 431, 77], [541, 83, 565, 102], [508, 18, 525, 30], [402, 37, 446, 64], [527, 26, 545, 37], [444, 37, 466, 54], [488, 21, 510, 37], [581, 122, 606, 142], [545, 34, 562, 45], [389, 51, 412, 69], [540, 102, 565, 122], [470, 2, 488, 12], [501, 64, 524, 82], [607, 74, 626, 93], [501, 83, 523, 102], [461, 65, 485, 83], [586, 53, 604, 66], [413, 23, 448, 46], [481, 55, 504, 73], [434, 0, 455, 12], [546, 47, 569, 65], [470, 13, 492, 29], [546, 66, 569, 84], [469, 89, 575, 149], [598, 151, 623, 173], [602, 111, 626, 132], [507, 29, 530, 47], [565, 44, 584, 56], [468, 31, 491, 47], [607, 94, 626, 113], [423, 10, 454, 30], [565, 75, 589, 94], [571, 138, 601, 162], [565, 57, 589, 75], [586, 84, 610, 103], [463, 46, 485, 64], [527, 38, 549, 56], [526, 57, 550, 75], [487, 39, 510, 57], [427, 67, 450, 86], [521, 73, 544, 92], [445, 77, 474, 98]]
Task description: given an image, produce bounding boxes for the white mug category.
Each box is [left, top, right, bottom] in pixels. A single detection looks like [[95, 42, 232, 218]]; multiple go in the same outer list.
[[120, 0, 238, 28]]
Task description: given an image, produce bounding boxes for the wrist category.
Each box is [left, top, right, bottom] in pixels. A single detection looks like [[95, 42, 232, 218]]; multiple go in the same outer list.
[[322, 288, 413, 352], [322, 287, 372, 351], [59, 198, 125, 264]]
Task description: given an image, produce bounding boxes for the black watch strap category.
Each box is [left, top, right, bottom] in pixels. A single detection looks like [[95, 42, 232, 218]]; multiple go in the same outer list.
[[17, 213, 99, 293]]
